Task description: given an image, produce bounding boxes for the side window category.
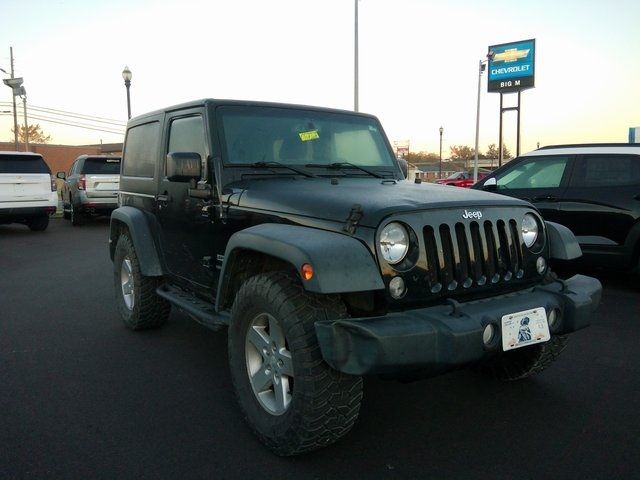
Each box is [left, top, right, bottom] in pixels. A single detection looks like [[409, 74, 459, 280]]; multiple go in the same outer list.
[[496, 156, 569, 190], [122, 122, 160, 178], [167, 115, 206, 177], [570, 155, 640, 187], [168, 116, 206, 159]]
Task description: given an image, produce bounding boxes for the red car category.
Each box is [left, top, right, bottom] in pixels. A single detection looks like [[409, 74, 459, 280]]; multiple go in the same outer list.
[[436, 171, 488, 188]]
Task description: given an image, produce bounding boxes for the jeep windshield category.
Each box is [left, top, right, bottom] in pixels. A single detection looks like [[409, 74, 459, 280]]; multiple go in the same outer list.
[[219, 106, 397, 176]]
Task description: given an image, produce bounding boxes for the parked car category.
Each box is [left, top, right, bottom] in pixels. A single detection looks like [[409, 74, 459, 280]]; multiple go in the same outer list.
[[58, 155, 121, 225], [473, 143, 640, 272], [436, 170, 488, 187], [110, 99, 600, 455], [0, 151, 57, 231]]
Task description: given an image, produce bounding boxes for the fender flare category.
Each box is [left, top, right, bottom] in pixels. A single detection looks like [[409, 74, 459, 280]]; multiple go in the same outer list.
[[109, 206, 163, 276], [216, 223, 384, 311], [545, 221, 582, 261]]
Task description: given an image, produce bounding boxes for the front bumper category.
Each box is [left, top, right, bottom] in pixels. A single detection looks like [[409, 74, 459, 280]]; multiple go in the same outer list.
[[315, 274, 601, 376]]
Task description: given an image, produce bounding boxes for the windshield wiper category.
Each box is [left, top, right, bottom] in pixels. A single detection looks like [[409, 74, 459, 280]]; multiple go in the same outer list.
[[250, 161, 316, 178], [305, 162, 385, 179]]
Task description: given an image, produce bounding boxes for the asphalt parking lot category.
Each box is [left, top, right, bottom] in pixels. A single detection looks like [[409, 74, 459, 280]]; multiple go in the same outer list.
[[1, 218, 639, 480]]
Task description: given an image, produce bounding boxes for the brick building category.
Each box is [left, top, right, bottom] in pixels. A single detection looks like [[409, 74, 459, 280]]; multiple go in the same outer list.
[[0, 142, 123, 174]]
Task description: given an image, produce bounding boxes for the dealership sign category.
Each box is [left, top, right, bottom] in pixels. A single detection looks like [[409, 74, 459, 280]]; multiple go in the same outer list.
[[488, 39, 535, 93]]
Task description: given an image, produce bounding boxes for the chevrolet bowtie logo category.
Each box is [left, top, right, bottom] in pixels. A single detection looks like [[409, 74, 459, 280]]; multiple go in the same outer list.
[[493, 48, 530, 63]]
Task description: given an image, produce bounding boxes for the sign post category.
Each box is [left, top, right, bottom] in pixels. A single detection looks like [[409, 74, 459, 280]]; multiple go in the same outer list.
[[487, 39, 536, 165]]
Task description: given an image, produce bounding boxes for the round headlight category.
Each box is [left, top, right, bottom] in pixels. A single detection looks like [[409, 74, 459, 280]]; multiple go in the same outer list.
[[380, 222, 409, 265], [521, 213, 539, 248]]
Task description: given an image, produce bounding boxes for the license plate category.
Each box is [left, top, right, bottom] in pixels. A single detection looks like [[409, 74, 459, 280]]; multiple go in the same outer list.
[[501, 307, 550, 351]]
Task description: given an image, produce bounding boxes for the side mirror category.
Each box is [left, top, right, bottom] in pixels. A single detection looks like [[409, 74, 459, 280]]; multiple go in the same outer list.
[[397, 158, 408, 179], [56, 171, 66, 179], [166, 152, 201, 182], [483, 177, 497, 191]]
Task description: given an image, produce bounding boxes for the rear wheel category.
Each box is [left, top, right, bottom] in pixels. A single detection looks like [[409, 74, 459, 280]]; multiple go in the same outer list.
[[27, 216, 49, 231], [113, 233, 170, 330], [228, 272, 363, 456], [70, 202, 83, 226], [478, 335, 568, 381]]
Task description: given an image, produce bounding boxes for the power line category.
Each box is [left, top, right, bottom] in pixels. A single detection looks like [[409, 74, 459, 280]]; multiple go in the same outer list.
[[0, 102, 126, 125], [26, 105, 126, 127], [1, 112, 124, 135]]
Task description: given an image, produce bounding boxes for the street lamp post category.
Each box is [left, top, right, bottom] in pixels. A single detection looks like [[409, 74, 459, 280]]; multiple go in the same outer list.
[[3, 76, 25, 151], [122, 66, 132, 120], [21, 88, 29, 151], [439, 126, 443, 179]]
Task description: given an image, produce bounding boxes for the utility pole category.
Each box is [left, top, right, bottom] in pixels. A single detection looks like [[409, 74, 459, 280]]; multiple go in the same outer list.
[[473, 60, 487, 183], [354, 0, 359, 112], [10, 48, 18, 151]]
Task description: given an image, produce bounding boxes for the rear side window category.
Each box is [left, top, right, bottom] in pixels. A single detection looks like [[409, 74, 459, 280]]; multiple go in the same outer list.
[[570, 155, 640, 187], [82, 157, 121, 175], [0, 154, 50, 174], [122, 122, 160, 177], [496, 156, 569, 189]]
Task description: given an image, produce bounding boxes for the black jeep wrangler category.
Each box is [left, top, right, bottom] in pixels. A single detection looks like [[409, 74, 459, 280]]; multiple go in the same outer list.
[[109, 99, 601, 455]]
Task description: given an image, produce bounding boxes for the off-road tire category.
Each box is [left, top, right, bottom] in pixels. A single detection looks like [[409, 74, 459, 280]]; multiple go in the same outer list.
[[27, 216, 49, 231], [113, 233, 170, 330], [70, 202, 83, 226], [228, 272, 363, 456], [478, 335, 568, 381]]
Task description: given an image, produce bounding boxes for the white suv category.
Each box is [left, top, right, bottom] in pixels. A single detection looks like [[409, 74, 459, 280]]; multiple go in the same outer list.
[[0, 151, 58, 231]]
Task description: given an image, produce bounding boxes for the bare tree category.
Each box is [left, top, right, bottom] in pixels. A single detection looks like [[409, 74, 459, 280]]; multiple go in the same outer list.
[[12, 124, 52, 144]]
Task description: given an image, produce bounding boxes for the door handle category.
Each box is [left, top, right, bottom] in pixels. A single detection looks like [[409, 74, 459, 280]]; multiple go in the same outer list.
[[634, 194, 640, 201], [532, 195, 557, 202], [156, 193, 171, 208]]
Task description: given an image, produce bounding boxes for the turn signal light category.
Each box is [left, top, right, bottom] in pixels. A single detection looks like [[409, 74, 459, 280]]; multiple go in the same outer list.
[[301, 263, 314, 281], [78, 175, 86, 190]]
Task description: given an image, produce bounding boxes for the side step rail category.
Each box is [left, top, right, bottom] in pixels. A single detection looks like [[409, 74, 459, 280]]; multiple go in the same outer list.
[[156, 284, 230, 331]]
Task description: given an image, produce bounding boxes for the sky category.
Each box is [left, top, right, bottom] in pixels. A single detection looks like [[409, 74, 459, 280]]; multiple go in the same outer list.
[[1, 0, 639, 156]]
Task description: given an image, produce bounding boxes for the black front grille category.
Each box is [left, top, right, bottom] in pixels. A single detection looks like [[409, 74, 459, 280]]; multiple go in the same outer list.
[[423, 219, 524, 293]]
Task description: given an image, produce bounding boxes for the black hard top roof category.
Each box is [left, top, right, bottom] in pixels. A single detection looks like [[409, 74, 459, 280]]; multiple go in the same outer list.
[[128, 98, 378, 123]]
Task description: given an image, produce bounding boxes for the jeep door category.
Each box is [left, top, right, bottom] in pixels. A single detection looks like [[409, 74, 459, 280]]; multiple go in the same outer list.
[[489, 154, 574, 224], [555, 153, 640, 251], [156, 110, 218, 290]]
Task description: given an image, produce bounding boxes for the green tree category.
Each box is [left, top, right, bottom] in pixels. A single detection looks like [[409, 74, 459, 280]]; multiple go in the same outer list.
[[486, 143, 512, 160], [449, 145, 476, 169], [11, 124, 52, 144], [405, 151, 440, 165]]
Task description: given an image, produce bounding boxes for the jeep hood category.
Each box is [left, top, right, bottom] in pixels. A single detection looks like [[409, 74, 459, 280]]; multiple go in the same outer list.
[[231, 177, 531, 228]]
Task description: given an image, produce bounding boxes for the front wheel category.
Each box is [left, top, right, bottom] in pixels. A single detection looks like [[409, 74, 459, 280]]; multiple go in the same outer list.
[[228, 272, 363, 456], [113, 233, 170, 330]]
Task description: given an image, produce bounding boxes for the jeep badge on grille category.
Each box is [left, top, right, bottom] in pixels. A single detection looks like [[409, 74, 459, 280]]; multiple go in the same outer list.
[[462, 210, 482, 219]]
